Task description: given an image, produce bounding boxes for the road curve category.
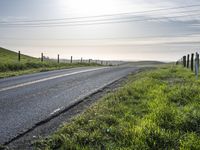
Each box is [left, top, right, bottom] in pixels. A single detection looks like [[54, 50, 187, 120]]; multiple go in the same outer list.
[[0, 66, 139, 144]]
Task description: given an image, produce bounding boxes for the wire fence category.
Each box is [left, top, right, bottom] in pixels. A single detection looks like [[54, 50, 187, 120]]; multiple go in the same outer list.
[[17, 51, 122, 66], [176, 52, 199, 79]]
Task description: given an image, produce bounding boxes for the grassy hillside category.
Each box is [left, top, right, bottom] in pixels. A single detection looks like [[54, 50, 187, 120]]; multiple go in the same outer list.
[[0, 47, 102, 78], [0, 47, 38, 63], [35, 66, 200, 149]]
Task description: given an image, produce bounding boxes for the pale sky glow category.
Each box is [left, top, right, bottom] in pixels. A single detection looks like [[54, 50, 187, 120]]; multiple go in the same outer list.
[[0, 0, 200, 61]]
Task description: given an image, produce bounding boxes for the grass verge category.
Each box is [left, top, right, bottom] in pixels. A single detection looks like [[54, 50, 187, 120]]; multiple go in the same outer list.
[[34, 65, 200, 149], [0, 47, 103, 78], [0, 62, 102, 78]]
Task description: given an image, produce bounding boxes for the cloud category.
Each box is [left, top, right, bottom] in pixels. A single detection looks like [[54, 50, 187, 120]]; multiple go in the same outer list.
[[0, 16, 28, 22], [1, 34, 200, 47], [1, 0, 200, 61]]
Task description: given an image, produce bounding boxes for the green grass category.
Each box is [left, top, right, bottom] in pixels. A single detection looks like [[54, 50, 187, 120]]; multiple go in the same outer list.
[[0, 47, 38, 63], [0, 47, 102, 78], [34, 65, 200, 150]]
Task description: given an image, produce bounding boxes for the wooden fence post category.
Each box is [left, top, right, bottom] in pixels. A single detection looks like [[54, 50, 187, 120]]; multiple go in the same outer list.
[[70, 56, 73, 63], [57, 54, 59, 63], [195, 52, 199, 79], [191, 53, 194, 71], [81, 57, 83, 63], [183, 56, 186, 67], [89, 59, 91, 63], [41, 53, 44, 62], [187, 54, 189, 68], [18, 51, 21, 62]]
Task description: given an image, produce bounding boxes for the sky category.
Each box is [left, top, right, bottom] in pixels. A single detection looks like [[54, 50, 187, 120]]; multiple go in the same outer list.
[[0, 0, 200, 61]]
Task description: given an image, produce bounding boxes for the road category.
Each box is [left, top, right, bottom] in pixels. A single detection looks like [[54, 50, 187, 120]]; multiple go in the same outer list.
[[0, 66, 139, 144]]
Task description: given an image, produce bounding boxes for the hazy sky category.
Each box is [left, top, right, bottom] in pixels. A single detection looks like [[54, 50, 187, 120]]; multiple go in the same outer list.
[[0, 0, 200, 61]]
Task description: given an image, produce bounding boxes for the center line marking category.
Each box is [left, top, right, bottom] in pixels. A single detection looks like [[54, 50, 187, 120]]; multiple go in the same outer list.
[[0, 67, 107, 92]]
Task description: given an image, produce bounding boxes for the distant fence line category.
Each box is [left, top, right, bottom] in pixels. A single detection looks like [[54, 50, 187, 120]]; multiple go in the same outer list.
[[176, 52, 199, 79], [17, 51, 115, 66]]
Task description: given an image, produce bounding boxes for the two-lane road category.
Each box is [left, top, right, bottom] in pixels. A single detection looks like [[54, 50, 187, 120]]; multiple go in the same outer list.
[[0, 66, 139, 144]]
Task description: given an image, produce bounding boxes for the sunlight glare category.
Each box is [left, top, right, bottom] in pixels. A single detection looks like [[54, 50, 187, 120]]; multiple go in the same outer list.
[[58, 0, 120, 17]]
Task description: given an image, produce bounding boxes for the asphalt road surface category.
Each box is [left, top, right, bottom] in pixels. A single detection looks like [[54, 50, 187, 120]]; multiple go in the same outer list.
[[0, 66, 139, 144]]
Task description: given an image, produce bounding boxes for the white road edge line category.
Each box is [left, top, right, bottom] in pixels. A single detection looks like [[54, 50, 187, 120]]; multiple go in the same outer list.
[[0, 67, 107, 92], [50, 107, 63, 115]]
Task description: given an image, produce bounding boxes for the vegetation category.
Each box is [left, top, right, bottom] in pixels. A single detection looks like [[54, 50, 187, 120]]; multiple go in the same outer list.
[[0, 47, 38, 63], [0, 47, 102, 78], [35, 65, 200, 150]]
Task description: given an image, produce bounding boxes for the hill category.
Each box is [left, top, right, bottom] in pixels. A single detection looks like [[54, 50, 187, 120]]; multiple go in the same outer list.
[[0, 47, 38, 63], [0, 47, 102, 78], [120, 60, 166, 67], [130, 60, 165, 65]]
